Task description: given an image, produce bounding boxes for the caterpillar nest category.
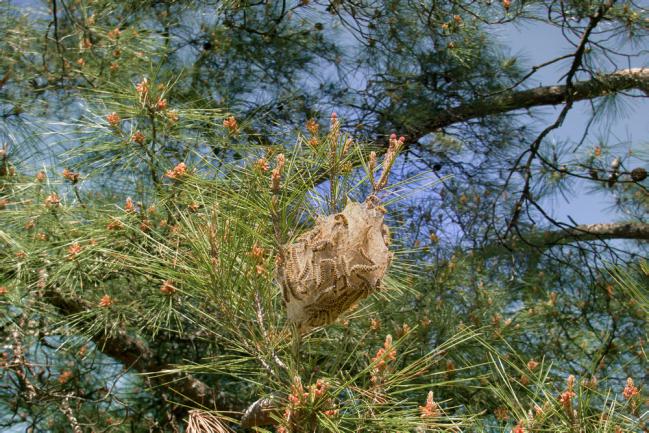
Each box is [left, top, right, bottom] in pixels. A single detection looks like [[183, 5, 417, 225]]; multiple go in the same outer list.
[[278, 200, 392, 331]]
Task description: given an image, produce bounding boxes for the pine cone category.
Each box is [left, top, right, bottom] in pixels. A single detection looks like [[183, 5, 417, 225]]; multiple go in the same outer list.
[[630, 167, 647, 182]]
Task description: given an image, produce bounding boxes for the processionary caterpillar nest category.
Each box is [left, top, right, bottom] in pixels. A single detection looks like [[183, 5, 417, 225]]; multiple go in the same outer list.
[[278, 199, 393, 331]]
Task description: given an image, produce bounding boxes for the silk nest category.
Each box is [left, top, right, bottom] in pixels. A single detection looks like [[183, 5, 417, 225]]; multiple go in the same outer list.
[[278, 200, 393, 331]]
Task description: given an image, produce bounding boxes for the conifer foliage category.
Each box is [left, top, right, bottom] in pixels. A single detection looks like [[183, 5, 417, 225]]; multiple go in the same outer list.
[[1, 1, 648, 432]]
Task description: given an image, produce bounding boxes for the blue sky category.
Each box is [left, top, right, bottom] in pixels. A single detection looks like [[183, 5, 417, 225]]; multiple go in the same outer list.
[[498, 19, 649, 225]]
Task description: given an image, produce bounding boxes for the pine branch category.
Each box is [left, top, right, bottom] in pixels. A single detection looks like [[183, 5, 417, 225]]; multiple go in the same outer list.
[[240, 395, 281, 428], [411, 68, 649, 138], [45, 290, 219, 413], [545, 222, 649, 243], [504, 0, 615, 235], [59, 394, 84, 433], [479, 222, 649, 258], [337, 68, 649, 163]]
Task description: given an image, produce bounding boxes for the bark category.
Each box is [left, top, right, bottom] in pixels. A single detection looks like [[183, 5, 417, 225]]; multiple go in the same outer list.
[[240, 395, 281, 428], [411, 68, 649, 137], [544, 222, 649, 243], [45, 291, 219, 412], [480, 222, 649, 258]]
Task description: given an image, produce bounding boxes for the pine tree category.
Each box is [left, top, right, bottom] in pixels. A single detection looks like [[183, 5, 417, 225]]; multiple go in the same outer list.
[[1, 1, 647, 432]]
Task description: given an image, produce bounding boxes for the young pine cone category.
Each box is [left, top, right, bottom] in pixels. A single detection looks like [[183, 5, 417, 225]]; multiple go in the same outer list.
[[630, 167, 647, 182], [278, 200, 393, 332]]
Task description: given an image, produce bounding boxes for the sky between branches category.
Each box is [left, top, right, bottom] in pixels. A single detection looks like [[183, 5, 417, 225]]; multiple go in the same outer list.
[[500, 18, 649, 225]]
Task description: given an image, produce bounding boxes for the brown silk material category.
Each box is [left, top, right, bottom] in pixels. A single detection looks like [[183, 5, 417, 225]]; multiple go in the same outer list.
[[278, 201, 392, 331]]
